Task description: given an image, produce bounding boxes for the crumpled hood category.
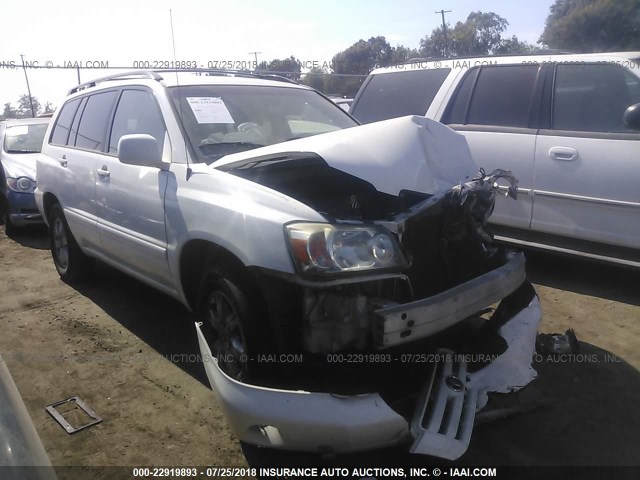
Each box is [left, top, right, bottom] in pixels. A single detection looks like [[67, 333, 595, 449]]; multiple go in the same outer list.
[[211, 116, 478, 196], [1, 152, 38, 180]]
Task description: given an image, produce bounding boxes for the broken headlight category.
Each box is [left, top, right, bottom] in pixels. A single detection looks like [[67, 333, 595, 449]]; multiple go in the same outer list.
[[286, 222, 407, 276]]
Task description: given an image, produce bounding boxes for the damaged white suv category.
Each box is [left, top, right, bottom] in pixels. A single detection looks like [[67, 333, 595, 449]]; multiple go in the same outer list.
[[36, 70, 542, 460]]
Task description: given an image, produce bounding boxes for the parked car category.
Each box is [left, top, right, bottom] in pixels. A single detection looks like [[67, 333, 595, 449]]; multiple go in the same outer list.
[[328, 95, 354, 112], [36, 70, 542, 460], [0, 118, 49, 234], [350, 52, 640, 268], [0, 354, 57, 479]]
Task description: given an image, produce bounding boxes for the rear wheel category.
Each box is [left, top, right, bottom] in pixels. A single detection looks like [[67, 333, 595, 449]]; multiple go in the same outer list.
[[48, 203, 94, 282]]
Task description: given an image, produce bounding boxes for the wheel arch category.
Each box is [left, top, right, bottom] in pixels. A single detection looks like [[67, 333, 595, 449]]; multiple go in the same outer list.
[[42, 192, 60, 220], [179, 239, 260, 312]]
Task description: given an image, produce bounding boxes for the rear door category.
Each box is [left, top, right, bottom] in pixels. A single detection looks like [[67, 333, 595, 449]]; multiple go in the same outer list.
[[532, 63, 640, 250], [96, 88, 173, 288], [440, 65, 544, 230], [43, 92, 119, 249]]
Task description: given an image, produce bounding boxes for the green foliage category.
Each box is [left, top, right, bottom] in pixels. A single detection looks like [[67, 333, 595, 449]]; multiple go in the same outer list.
[[494, 36, 540, 55], [540, 0, 640, 52], [2, 102, 17, 119], [17, 94, 41, 118], [299, 67, 326, 91], [420, 11, 534, 57], [257, 55, 302, 80]]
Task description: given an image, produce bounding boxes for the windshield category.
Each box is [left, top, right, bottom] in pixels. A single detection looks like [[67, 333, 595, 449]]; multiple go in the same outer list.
[[168, 85, 358, 162], [3, 123, 49, 154]]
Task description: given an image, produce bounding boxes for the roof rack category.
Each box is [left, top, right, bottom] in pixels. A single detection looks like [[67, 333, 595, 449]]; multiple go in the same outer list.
[[68, 71, 163, 95], [396, 49, 577, 66], [67, 68, 299, 95], [160, 68, 299, 84]]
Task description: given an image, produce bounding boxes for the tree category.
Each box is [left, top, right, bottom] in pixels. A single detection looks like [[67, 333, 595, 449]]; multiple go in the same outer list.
[[2, 102, 17, 119], [329, 36, 395, 96], [420, 11, 524, 57], [390, 45, 421, 64], [300, 67, 326, 91], [540, 0, 640, 52], [494, 36, 540, 55], [257, 55, 302, 81], [419, 27, 449, 57], [17, 94, 41, 118], [44, 102, 55, 114]]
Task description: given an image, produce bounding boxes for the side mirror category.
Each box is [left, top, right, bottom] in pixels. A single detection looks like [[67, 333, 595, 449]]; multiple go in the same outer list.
[[623, 103, 640, 131], [118, 134, 163, 168]]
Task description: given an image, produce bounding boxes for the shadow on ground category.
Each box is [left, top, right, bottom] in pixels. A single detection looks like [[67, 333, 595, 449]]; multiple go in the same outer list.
[[524, 250, 640, 306], [68, 262, 207, 384], [2, 224, 49, 250]]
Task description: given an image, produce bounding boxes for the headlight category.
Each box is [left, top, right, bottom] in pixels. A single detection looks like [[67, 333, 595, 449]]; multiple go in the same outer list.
[[285, 222, 407, 276], [7, 177, 36, 193]]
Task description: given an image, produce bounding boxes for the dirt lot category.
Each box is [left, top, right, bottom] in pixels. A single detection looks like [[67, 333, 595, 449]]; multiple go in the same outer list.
[[0, 226, 638, 478]]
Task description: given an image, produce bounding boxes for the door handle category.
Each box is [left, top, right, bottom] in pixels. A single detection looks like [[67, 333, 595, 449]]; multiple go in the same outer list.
[[97, 166, 110, 178], [549, 147, 578, 162], [59, 155, 67, 167]]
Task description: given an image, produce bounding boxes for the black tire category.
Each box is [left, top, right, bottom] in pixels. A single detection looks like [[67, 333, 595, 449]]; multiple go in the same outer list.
[[3, 212, 15, 237], [197, 263, 271, 382], [48, 203, 94, 282]]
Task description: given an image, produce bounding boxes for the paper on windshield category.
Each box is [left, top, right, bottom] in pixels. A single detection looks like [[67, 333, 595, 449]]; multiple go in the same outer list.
[[186, 97, 235, 124]]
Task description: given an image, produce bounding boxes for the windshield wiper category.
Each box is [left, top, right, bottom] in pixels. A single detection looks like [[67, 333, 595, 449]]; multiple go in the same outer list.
[[5, 149, 41, 154], [200, 141, 265, 149]]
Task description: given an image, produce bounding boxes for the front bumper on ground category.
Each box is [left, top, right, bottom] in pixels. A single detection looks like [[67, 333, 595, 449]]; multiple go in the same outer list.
[[7, 190, 43, 226], [195, 281, 542, 459]]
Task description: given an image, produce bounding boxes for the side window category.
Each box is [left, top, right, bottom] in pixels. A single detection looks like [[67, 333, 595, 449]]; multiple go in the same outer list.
[[75, 91, 118, 152], [553, 64, 640, 133], [68, 97, 88, 147], [350, 69, 451, 124], [109, 90, 166, 155], [442, 68, 479, 124], [462, 65, 539, 128], [50, 98, 81, 145]]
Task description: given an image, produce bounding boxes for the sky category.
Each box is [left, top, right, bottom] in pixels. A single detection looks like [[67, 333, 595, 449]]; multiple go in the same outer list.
[[0, 0, 555, 109]]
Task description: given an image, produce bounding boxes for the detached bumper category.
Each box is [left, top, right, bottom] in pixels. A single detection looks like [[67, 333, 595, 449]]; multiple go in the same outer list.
[[375, 252, 526, 348], [7, 190, 43, 226], [196, 282, 542, 458]]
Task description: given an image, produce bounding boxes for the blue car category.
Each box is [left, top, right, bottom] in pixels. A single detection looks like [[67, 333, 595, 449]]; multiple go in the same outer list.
[[0, 117, 50, 235]]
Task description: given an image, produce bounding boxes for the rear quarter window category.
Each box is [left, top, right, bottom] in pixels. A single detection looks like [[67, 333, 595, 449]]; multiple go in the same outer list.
[[50, 98, 82, 146], [351, 69, 451, 124]]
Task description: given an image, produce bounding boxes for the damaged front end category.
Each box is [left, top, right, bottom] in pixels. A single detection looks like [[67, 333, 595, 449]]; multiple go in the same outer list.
[[197, 116, 542, 460]]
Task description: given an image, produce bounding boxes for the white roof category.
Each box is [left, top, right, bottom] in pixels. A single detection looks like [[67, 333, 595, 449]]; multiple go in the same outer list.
[[371, 51, 640, 75]]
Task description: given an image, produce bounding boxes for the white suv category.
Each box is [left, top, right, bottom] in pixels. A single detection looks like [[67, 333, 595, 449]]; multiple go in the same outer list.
[[36, 70, 542, 460], [351, 52, 640, 268]]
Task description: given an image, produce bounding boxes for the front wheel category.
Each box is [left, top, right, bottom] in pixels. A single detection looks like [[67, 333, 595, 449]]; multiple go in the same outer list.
[[197, 265, 271, 382], [3, 212, 15, 237], [48, 203, 94, 282]]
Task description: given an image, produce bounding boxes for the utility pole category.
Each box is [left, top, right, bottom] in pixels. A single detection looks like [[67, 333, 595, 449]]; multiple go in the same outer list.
[[435, 9, 452, 58], [20, 54, 36, 117], [248, 51, 262, 70]]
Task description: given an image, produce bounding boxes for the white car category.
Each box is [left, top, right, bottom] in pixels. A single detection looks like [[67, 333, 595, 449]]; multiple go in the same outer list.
[[351, 52, 640, 268], [328, 95, 354, 112], [36, 70, 541, 460], [0, 118, 49, 234]]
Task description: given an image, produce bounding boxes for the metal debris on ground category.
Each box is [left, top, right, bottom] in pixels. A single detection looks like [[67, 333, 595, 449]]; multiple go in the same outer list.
[[536, 328, 580, 355], [45, 396, 102, 434]]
